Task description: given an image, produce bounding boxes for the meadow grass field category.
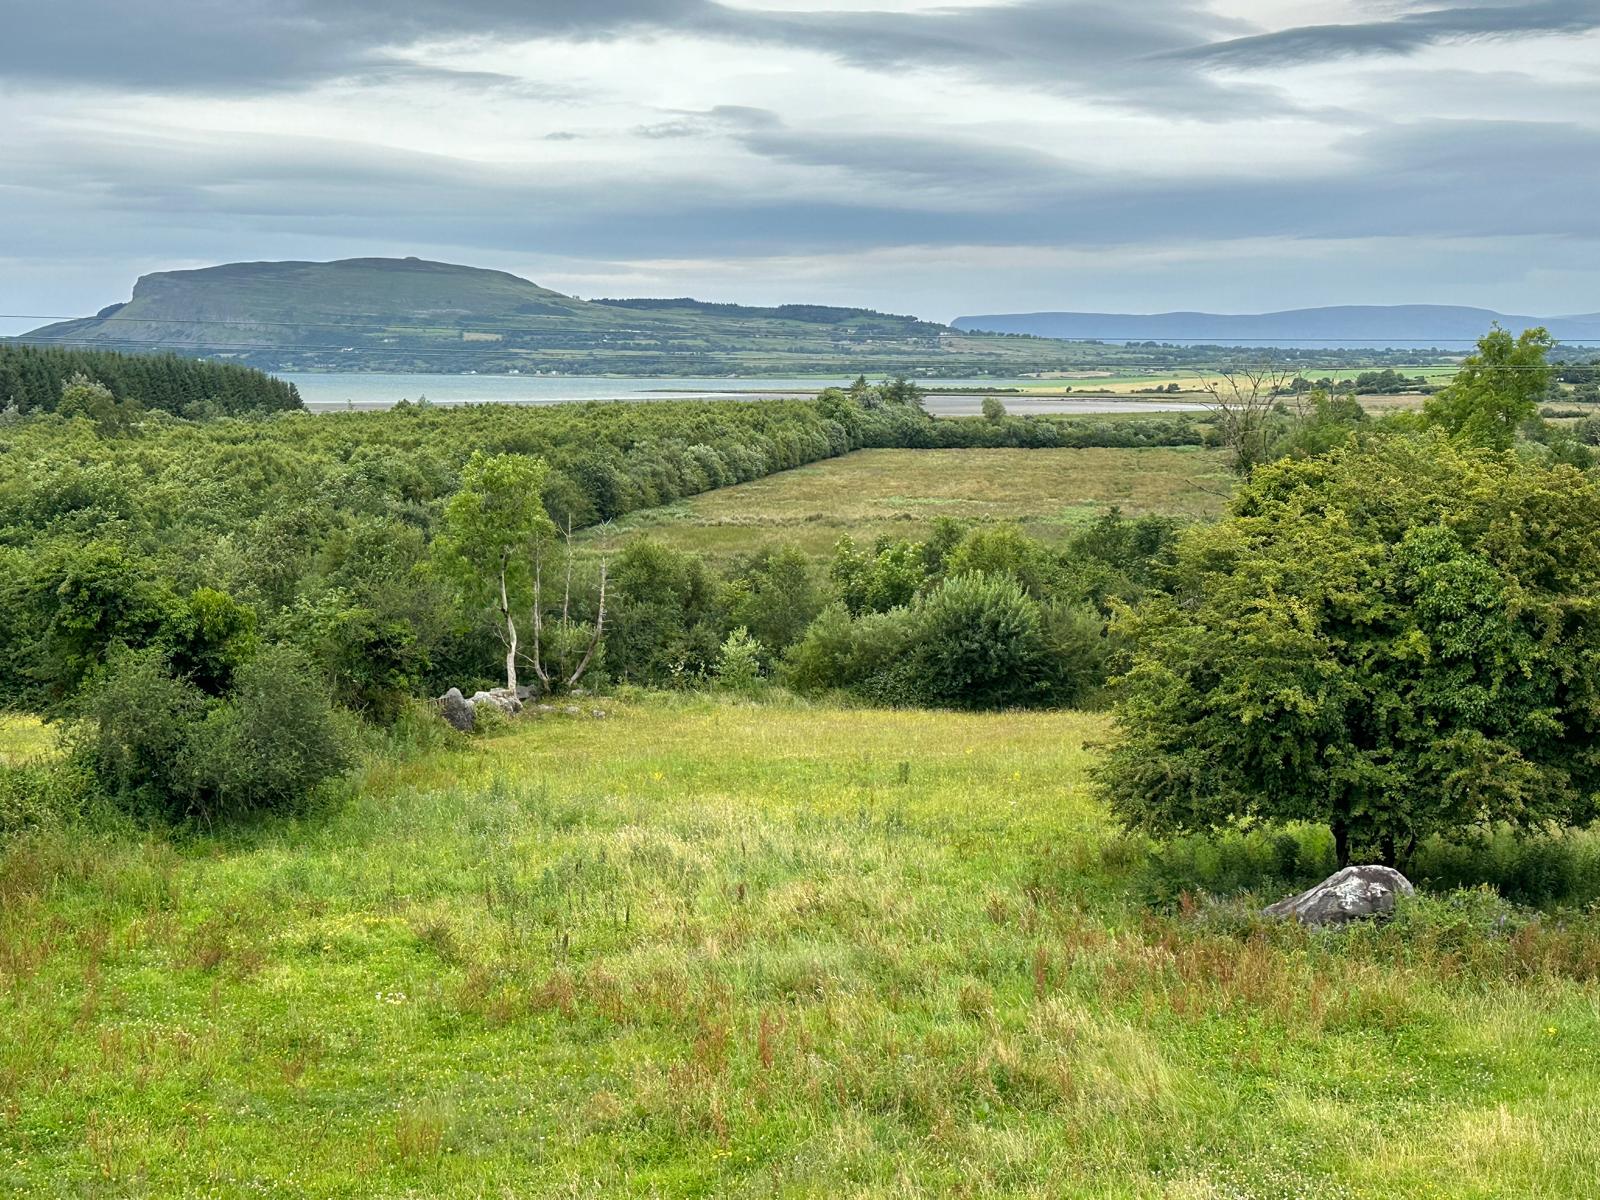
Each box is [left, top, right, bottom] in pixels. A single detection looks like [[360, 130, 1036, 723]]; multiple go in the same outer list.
[[0, 715, 53, 766], [4, 697, 1600, 1198], [601, 447, 1231, 559]]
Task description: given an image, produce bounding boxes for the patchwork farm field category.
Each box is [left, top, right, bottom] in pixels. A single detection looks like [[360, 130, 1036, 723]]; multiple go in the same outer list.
[[602, 446, 1231, 559], [4, 699, 1600, 1198], [1003, 365, 1458, 397]]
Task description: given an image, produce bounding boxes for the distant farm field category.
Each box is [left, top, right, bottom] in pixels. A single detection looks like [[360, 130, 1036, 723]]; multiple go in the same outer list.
[[601, 446, 1231, 558], [996, 366, 1458, 398]]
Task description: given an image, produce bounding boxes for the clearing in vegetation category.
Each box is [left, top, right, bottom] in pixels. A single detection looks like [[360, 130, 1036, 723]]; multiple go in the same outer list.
[[4, 697, 1598, 1197], [603, 446, 1231, 560], [0, 715, 52, 765]]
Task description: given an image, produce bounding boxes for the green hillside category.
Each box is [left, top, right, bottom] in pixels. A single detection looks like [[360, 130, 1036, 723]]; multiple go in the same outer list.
[[21, 256, 1088, 377]]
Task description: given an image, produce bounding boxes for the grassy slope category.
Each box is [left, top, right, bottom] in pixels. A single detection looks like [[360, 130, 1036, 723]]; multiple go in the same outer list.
[[601, 447, 1232, 559], [23, 258, 1084, 377], [3, 698, 1598, 1197]]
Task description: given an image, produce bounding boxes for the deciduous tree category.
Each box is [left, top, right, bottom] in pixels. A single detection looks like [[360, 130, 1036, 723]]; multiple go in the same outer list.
[[439, 453, 554, 693], [1100, 436, 1600, 866], [1423, 325, 1553, 450]]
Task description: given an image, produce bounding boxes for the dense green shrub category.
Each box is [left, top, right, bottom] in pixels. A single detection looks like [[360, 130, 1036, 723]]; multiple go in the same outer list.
[[80, 644, 350, 822], [281, 591, 430, 724], [185, 645, 352, 817], [943, 525, 1060, 599], [904, 573, 1049, 709], [168, 586, 260, 694], [79, 647, 211, 813], [1408, 829, 1600, 908], [831, 535, 927, 615], [1037, 601, 1113, 708], [780, 603, 913, 699], [714, 628, 764, 694], [1055, 512, 1181, 611], [0, 756, 93, 837], [782, 573, 1103, 710], [761, 515, 1178, 709], [718, 545, 823, 662], [1101, 434, 1600, 867], [606, 541, 721, 685], [3, 539, 181, 708]]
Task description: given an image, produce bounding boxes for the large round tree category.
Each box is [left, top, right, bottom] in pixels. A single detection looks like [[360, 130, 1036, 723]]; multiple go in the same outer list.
[[1101, 435, 1600, 866]]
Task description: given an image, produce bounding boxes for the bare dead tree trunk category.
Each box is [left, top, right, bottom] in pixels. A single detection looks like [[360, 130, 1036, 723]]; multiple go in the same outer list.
[[565, 556, 608, 690], [498, 551, 518, 693]]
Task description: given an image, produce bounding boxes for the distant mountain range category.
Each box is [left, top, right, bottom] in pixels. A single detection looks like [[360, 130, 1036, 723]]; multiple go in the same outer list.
[[18, 256, 1087, 376], [27, 259, 1575, 374], [951, 305, 1600, 348]]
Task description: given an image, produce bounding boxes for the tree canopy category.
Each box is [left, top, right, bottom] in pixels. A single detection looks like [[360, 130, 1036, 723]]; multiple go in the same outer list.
[[1422, 325, 1553, 450], [1100, 435, 1600, 866], [1, 344, 301, 416]]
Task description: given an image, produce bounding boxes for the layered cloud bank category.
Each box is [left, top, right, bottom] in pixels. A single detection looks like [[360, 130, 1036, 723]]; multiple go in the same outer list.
[[3, 1, 1598, 327]]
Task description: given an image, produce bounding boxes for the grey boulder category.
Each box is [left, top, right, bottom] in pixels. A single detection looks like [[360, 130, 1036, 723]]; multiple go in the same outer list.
[[469, 688, 523, 716], [438, 687, 475, 732], [1264, 865, 1414, 928]]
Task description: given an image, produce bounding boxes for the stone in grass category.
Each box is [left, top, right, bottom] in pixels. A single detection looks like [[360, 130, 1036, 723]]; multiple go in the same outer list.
[[1263, 865, 1415, 929], [469, 688, 523, 716], [438, 687, 475, 732]]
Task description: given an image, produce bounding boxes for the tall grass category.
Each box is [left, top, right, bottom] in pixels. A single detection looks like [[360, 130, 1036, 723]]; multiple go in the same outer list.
[[598, 447, 1231, 560], [3, 698, 1600, 1196]]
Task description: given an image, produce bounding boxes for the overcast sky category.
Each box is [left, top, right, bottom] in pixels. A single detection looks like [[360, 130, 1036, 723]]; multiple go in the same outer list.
[[2, 0, 1598, 328]]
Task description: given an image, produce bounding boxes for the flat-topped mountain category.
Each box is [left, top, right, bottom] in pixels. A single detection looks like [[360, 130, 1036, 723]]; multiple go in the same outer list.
[[952, 304, 1600, 347], [21, 256, 1061, 376]]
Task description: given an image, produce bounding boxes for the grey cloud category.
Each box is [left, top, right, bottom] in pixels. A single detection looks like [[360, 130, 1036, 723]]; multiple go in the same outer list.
[[705, 107, 782, 131], [0, 0, 1285, 118], [0, 0, 702, 92], [634, 121, 706, 140], [4, 2, 1598, 319], [6, 113, 1596, 265], [1176, 1, 1600, 66], [691, 1, 1288, 119], [734, 128, 1075, 194], [622, 106, 1075, 195]]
